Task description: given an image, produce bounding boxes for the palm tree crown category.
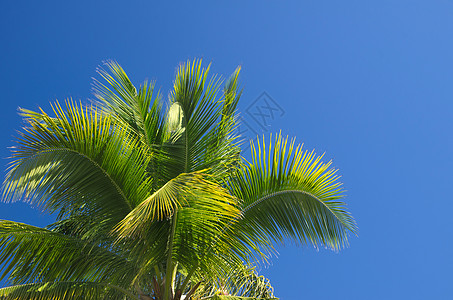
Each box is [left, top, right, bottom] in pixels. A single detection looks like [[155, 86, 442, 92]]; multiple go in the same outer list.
[[0, 59, 356, 300]]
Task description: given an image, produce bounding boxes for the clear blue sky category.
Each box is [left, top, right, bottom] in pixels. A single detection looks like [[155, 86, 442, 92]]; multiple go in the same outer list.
[[1, 1, 453, 299]]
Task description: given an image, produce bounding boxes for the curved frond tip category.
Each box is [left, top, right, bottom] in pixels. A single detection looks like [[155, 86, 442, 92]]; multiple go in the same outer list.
[[228, 133, 357, 252]]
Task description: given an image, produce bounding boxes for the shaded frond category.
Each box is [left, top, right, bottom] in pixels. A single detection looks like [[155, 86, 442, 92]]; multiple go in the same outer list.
[[0, 221, 137, 285], [0, 281, 137, 300]]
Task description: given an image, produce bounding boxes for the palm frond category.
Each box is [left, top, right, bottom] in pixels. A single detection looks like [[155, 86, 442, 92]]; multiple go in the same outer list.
[[171, 176, 244, 275], [114, 170, 243, 284], [0, 221, 137, 285], [228, 133, 357, 253], [164, 59, 225, 174], [202, 66, 243, 180], [2, 100, 153, 236], [207, 296, 278, 300], [198, 264, 275, 300], [0, 281, 137, 300], [113, 171, 227, 238], [93, 60, 166, 147]]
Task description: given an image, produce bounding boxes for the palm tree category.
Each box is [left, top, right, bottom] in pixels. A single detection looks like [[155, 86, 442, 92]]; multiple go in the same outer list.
[[0, 60, 356, 300]]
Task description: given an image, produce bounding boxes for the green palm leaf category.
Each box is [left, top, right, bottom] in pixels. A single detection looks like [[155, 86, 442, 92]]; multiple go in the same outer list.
[[114, 170, 242, 279], [208, 296, 278, 300], [0, 221, 137, 285], [197, 264, 275, 300], [0, 281, 138, 300], [228, 133, 357, 253], [3, 101, 153, 237], [202, 66, 242, 179], [93, 60, 166, 147], [163, 59, 234, 177]]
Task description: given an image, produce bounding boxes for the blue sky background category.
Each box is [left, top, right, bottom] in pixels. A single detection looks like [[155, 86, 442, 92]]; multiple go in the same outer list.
[[1, 1, 453, 299]]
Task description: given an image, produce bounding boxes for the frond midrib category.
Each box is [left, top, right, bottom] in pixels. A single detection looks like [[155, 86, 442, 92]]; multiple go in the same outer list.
[[241, 189, 351, 230]]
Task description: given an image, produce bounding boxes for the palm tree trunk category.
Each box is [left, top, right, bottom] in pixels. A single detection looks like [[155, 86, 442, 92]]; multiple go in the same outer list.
[[164, 211, 178, 300]]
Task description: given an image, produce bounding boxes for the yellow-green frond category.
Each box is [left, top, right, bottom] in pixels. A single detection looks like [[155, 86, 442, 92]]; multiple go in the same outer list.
[[2, 100, 153, 233], [228, 133, 356, 253]]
